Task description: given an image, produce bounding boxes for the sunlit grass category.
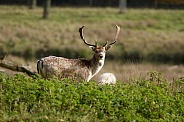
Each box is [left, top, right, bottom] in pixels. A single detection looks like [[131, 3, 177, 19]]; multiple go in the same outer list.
[[0, 6, 183, 31]]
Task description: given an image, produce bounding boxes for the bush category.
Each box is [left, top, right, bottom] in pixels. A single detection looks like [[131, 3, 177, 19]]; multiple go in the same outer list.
[[0, 72, 183, 121]]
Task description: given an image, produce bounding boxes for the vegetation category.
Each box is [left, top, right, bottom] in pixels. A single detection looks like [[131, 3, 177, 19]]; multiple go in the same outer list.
[[0, 71, 183, 121], [0, 6, 184, 64], [0, 6, 184, 121]]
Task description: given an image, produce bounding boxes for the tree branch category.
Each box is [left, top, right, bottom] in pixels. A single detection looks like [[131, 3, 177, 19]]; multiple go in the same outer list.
[[0, 59, 37, 77]]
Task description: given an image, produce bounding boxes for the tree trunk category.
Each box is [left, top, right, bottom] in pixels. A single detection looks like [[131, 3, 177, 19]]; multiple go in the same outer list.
[[154, 0, 158, 8], [43, 0, 51, 19], [89, 0, 93, 7], [119, 0, 127, 13], [28, 0, 37, 9]]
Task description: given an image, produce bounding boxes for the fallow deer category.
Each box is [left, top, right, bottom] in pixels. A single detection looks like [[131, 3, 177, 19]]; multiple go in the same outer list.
[[37, 25, 120, 81]]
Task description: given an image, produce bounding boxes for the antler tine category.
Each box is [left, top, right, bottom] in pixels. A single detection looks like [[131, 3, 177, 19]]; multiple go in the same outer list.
[[106, 25, 120, 46], [79, 26, 96, 47], [115, 25, 120, 40], [103, 41, 108, 47]]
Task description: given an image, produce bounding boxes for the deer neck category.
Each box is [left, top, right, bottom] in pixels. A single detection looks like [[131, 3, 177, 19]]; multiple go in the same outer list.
[[89, 55, 105, 77]]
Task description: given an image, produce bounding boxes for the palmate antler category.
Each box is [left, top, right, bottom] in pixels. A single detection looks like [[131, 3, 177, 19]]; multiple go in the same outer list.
[[79, 26, 97, 47], [79, 25, 120, 47], [103, 25, 120, 47]]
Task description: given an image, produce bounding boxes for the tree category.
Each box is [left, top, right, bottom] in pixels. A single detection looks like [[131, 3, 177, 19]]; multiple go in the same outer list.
[[43, 0, 51, 19], [119, 0, 127, 13], [89, 0, 93, 7], [28, 0, 37, 9]]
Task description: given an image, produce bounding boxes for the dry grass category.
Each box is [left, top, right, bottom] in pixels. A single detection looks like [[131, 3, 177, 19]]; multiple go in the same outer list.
[[0, 6, 184, 82], [0, 6, 183, 52], [1, 55, 184, 82], [93, 61, 184, 82]]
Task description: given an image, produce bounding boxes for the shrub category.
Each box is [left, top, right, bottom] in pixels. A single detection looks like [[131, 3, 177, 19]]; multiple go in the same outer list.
[[0, 72, 183, 121]]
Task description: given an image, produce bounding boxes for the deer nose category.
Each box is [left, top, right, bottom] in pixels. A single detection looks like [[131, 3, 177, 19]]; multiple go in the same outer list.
[[99, 54, 103, 59]]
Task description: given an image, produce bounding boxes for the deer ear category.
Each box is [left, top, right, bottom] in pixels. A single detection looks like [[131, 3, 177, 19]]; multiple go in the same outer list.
[[89, 46, 96, 51], [105, 45, 112, 51]]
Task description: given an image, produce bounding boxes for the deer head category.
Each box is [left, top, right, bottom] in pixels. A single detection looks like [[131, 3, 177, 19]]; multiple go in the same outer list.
[[79, 25, 120, 61]]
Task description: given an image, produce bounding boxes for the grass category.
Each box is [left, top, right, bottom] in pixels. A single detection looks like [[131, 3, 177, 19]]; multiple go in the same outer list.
[[0, 72, 183, 121], [0, 5, 184, 81], [0, 6, 184, 63]]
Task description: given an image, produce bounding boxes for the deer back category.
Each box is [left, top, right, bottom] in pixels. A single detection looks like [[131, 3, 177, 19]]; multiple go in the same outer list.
[[37, 56, 92, 81]]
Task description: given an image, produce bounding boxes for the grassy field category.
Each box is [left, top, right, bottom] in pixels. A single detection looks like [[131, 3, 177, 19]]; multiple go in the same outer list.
[[0, 5, 184, 81], [0, 6, 184, 121], [0, 6, 184, 62]]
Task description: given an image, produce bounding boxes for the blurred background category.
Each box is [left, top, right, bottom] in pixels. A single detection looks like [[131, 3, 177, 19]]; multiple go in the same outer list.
[[0, 0, 184, 81]]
